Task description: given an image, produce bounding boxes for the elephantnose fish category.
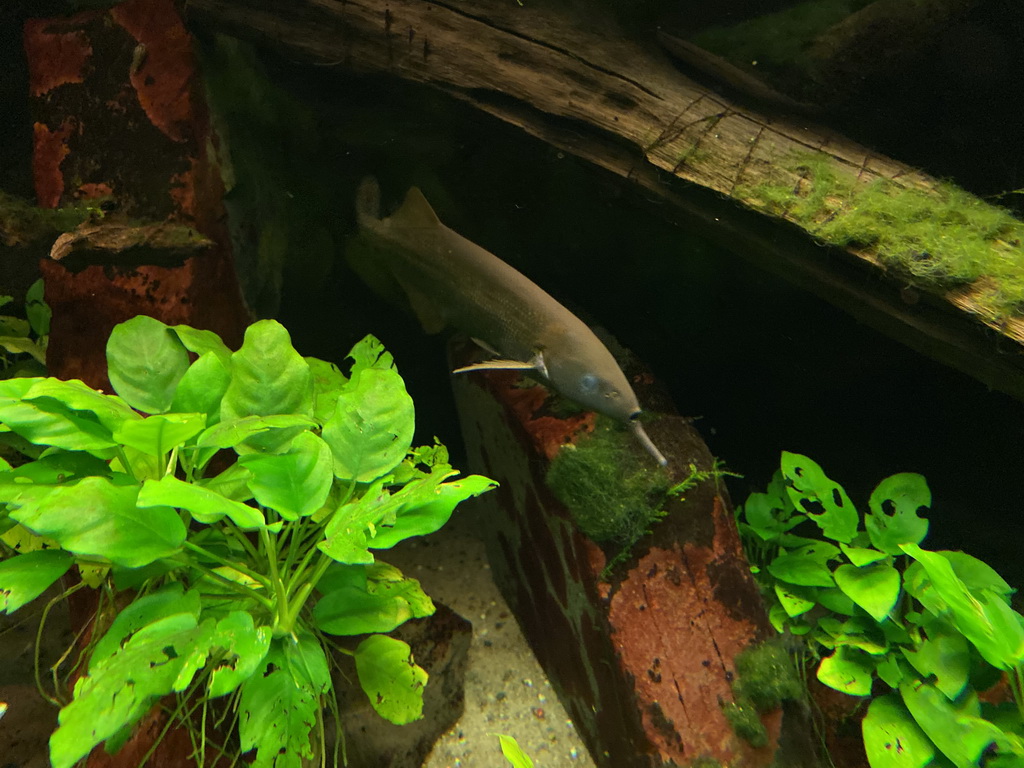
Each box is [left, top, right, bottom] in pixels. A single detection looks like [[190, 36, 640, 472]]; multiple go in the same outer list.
[[351, 176, 668, 467]]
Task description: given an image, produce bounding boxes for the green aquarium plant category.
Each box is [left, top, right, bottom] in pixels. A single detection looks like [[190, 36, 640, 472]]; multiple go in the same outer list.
[[0, 315, 495, 768], [0, 278, 50, 378], [736, 452, 1024, 768], [495, 733, 535, 768]]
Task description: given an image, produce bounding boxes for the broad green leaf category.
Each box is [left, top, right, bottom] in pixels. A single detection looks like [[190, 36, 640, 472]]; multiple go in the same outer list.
[[774, 582, 815, 617], [115, 443, 163, 481], [50, 614, 216, 768], [317, 514, 374, 565], [198, 463, 254, 503], [171, 324, 233, 365], [496, 734, 535, 768], [25, 279, 50, 337], [741, 487, 804, 541], [900, 682, 1004, 768], [863, 694, 935, 768], [197, 414, 316, 451], [841, 544, 888, 567], [901, 627, 969, 700], [306, 357, 348, 422], [90, 584, 199, 663], [780, 452, 859, 543], [138, 475, 266, 530], [347, 334, 395, 379], [369, 474, 497, 549], [901, 543, 1024, 670], [834, 563, 900, 622], [239, 432, 333, 520], [112, 412, 205, 457], [0, 523, 59, 554], [815, 586, 857, 615], [0, 315, 29, 337], [768, 553, 835, 587], [817, 646, 874, 695], [171, 352, 231, 418], [354, 634, 427, 725], [0, 377, 39, 400], [817, 616, 889, 655], [106, 316, 190, 414], [0, 398, 117, 451], [0, 335, 46, 363], [207, 612, 272, 697], [313, 562, 434, 636], [769, 602, 790, 633], [0, 549, 73, 613], [25, 379, 139, 432], [322, 367, 414, 483], [875, 656, 906, 688], [220, 320, 313, 453], [866, 473, 930, 555], [0, 450, 111, 484], [8, 477, 185, 567], [940, 551, 1013, 598], [239, 634, 328, 768]]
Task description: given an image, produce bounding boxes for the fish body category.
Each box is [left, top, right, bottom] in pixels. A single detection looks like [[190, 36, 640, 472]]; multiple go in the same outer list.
[[353, 177, 667, 466]]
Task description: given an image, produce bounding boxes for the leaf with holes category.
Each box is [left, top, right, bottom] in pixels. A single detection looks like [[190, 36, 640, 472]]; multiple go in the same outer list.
[[781, 452, 858, 544], [239, 633, 329, 768], [866, 473, 930, 555], [355, 634, 427, 725], [50, 613, 216, 768]]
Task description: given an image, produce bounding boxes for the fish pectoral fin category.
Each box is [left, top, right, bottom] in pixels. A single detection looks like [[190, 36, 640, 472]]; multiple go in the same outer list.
[[452, 358, 542, 374], [470, 337, 501, 356], [395, 278, 447, 334]]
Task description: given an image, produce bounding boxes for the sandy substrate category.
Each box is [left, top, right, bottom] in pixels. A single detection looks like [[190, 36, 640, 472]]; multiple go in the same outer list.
[[386, 503, 596, 768]]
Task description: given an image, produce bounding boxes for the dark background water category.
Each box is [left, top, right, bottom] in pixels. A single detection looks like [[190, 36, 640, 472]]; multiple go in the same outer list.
[[264, 68, 1024, 589], [1, 1, 1022, 586]]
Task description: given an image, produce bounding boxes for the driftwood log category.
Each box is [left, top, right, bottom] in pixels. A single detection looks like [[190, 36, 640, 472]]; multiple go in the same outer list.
[[184, 0, 1024, 400]]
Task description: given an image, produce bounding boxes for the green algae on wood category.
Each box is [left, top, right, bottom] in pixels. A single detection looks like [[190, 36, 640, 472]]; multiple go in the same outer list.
[[0, 190, 110, 246], [738, 152, 1024, 322]]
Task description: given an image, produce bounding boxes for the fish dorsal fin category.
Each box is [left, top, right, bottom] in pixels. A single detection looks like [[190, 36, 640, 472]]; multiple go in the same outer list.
[[392, 187, 441, 228]]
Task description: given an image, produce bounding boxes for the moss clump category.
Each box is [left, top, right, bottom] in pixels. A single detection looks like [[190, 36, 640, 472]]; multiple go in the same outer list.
[[732, 641, 805, 711], [546, 416, 670, 548], [739, 152, 1024, 320], [722, 699, 768, 748], [722, 640, 805, 748]]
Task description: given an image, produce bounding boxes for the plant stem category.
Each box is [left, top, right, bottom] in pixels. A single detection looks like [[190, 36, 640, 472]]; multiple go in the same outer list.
[[282, 552, 335, 632], [259, 527, 294, 635], [181, 542, 272, 590]]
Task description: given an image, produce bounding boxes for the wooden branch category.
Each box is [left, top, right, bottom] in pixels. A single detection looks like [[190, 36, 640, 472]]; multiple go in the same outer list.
[[186, 0, 1024, 398]]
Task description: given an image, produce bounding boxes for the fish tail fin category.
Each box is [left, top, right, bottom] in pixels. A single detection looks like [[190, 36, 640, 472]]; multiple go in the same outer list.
[[355, 176, 381, 225]]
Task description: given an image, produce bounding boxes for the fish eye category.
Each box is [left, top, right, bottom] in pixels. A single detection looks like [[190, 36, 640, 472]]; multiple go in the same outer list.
[[628, 411, 642, 421], [579, 373, 600, 394]]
